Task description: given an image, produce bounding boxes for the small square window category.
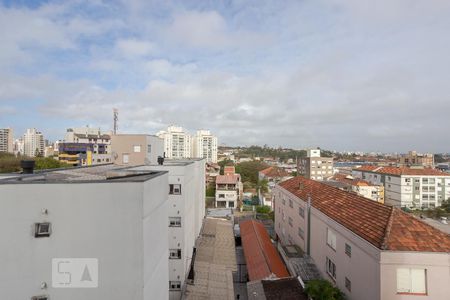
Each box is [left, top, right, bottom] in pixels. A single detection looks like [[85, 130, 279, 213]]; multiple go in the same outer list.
[[35, 223, 51, 238], [133, 145, 141, 153], [169, 217, 181, 227], [169, 281, 181, 290], [169, 184, 181, 195]]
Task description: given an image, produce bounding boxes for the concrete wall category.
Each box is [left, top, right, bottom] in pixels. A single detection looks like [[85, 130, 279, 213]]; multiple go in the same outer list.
[[111, 135, 164, 166], [380, 252, 450, 300], [0, 176, 168, 300]]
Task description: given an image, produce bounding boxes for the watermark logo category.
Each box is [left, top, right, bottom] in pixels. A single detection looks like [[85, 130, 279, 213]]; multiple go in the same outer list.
[[52, 258, 98, 288]]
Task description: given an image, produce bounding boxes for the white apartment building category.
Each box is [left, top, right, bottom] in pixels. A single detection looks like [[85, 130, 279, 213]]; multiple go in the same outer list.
[[192, 130, 218, 163], [23, 128, 45, 157], [0, 165, 169, 300], [215, 166, 242, 208], [352, 166, 450, 208], [274, 177, 450, 300], [130, 158, 206, 300], [157, 126, 192, 159], [0, 127, 14, 153]]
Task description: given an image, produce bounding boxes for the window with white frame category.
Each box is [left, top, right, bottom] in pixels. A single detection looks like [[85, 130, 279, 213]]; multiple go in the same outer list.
[[326, 257, 336, 280], [299, 206, 305, 218], [133, 145, 141, 153], [327, 228, 337, 250], [169, 217, 181, 227], [396, 268, 427, 295], [169, 249, 181, 259]]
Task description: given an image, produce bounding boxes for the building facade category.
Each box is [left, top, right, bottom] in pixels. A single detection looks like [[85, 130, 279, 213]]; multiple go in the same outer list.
[[192, 130, 218, 163], [23, 128, 44, 157], [130, 159, 205, 300], [215, 166, 243, 208], [111, 134, 164, 166], [157, 126, 192, 159], [274, 176, 450, 300], [327, 173, 384, 203], [0, 127, 13, 153], [399, 151, 434, 168], [352, 166, 450, 208], [298, 149, 333, 180], [0, 165, 169, 300]]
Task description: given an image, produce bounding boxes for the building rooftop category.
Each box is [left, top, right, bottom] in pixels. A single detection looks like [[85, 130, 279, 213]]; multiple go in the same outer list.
[[0, 165, 164, 184], [259, 166, 290, 178], [240, 219, 290, 281], [216, 174, 241, 184], [247, 277, 307, 300], [353, 166, 450, 176], [279, 176, 450, 252], [330, 173, 375, 187]]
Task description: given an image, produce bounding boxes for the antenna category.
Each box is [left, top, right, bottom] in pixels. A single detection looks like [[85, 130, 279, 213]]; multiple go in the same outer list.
[[113, 108, 118, 135]]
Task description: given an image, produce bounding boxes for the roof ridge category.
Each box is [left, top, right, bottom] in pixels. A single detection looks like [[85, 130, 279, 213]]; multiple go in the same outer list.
[[381, 206, 396, 250]]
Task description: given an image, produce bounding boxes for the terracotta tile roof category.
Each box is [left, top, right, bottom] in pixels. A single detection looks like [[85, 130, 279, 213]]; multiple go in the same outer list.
[[278, 176, 450, 252], [240, 219, 290, 281], [216, 174, 240, 184], [260, 167, 290, 178], [224, 166, 236, 175], [354, 166, 450, 176], [330, 173, 372, 187]]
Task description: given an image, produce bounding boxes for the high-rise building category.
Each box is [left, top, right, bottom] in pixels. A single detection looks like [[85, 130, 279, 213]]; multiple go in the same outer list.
[[0, 128, 13, 153], [23, 128, 44, 157], [157, 126, 192, 159], [192, 130, 218, 163], [298, 149, 334, 180]]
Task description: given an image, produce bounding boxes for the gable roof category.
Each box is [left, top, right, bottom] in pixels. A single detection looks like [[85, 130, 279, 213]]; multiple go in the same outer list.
[[240, 219, 290, 281], [353, 166, 450, 177], [278, 176, 450, 252], [260, 166, 290, 178], [216, 174, 240, 184]]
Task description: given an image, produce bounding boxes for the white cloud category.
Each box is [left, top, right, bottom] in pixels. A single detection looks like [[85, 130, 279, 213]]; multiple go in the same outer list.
[[115, 38, 155, 58]]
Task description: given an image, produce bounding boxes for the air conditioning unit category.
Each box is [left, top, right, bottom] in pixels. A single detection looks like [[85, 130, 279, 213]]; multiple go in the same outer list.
[[34, 222, 52, 238]]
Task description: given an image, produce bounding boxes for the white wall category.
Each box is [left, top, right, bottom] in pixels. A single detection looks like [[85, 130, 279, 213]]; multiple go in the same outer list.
[[0, 176, 168, 300]]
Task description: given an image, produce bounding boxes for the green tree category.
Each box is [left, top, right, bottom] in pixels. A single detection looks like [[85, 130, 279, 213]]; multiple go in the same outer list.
[[305, 280, 346, 300], [205, 185, 216, 197], [236, 160, 268, 185], [257, 179, 269, 194], [34, 157, 71, 170]]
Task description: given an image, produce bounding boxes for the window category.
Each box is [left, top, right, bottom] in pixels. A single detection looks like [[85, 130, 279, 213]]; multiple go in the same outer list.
[[218, 194, 225, 198], [405, 178, 411, 183], [169, 184, 181, 195], [122, 153, 129, 164], [422, 178, 428, 184], [288, 217, 293, 227], [397, 268, 427, 295], [345, 243, 351, 257], [169, 249, 181, 259], [289, 199, 293, 208], [147, 145, 152, 153], [298, 227, 304, 239], [282, 198, 286, 205], [327, 228, 336, 250], [169, 217, 181, 227], [35, 223, 51, 238], [299, 206, 305, 218], [388, 176, 391, 181], [326, 257, 336, 280], [169, 281, 181, 291], [414, 178, 420, 184], [345, 277, 351, 292], [229, 201, 235, 208], [133, 145, 141, 152], [31, 296, 48, 300]]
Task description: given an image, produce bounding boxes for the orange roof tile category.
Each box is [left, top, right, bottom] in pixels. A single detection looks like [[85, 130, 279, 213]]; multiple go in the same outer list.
[[354, 166, 450, 176], [240, 220, 290, 281], [279, 177, 450, 252], [216, 174, 240, 184], [260, 167, 290, 178]]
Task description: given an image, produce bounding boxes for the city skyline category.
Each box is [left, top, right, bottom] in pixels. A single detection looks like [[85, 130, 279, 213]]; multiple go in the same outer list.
[[1, 1, 450, 152]]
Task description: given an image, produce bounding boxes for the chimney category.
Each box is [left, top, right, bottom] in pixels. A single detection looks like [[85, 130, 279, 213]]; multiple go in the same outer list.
[[21, 160, 35, 174], [157, 156, 164, 165]]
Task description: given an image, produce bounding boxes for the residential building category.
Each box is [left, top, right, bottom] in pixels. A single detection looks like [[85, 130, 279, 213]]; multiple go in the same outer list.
[[326, 173, 384, 203], [192, 130, 218, 163], [129, 158, 206, 300], [399, 151, 434, 168], [274, 176, 450, 300], [298, 149, 333, 180], [13, 138, 24, 155], [0, 165, 169, 300], [215, 166, 243, 208], [157, 126, 192, 159], [58, 127, 112, 166], [111, 134, 164, 166], [259, 166, 291, 188], [23, 128, 44, 157], [352, 166, 450, 208], [0, 127, 13, 153]]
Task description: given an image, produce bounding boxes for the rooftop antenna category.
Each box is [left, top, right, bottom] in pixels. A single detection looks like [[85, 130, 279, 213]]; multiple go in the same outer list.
[[113, 108, 118, 135]]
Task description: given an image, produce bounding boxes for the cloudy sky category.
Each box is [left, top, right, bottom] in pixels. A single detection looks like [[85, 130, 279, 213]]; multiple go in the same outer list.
[[1, 0, 449, 152]]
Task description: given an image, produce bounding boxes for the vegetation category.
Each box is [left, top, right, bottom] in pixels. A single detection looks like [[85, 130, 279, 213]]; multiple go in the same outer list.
[[0, 153, 71, 173], [305, 279, 346, 300], [256, 205, 271, 214], [256, 179, 269, 194], [205, 185, 216, 197], [237, 160, 268, 185]]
